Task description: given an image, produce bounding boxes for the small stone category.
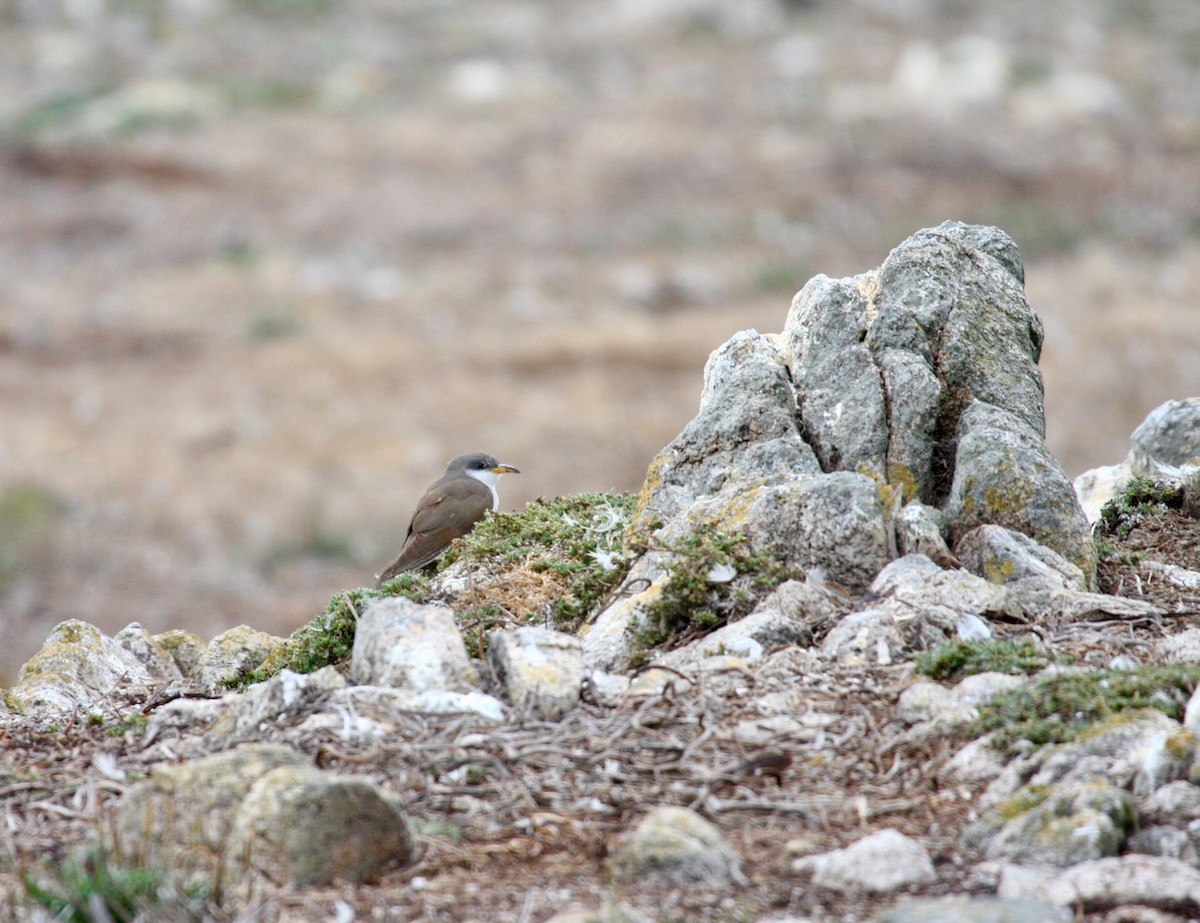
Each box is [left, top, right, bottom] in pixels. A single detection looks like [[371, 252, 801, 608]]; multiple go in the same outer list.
[[793, 828, 935, 893], [615, 806, 745, 887], [197, 625, 285, 694], [1040, 855, 1200, 912], [351, 597, 475, 693], [486, 626, 583, 719], [231, 765, 415, 885], [872, 895, 1069, 923]]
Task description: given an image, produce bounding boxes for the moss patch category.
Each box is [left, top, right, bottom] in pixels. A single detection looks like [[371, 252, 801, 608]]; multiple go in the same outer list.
[[1097, 475, 1184, 540], [971, 664, 1200, 751], [914, 638, 1065, 681], [629, 529, 797, 661]]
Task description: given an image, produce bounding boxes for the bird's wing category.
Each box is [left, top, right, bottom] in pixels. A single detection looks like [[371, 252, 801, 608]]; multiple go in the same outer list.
[[376, 476, 494, 584]]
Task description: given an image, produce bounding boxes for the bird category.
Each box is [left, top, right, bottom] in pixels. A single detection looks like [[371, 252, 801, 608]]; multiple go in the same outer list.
[[375, 452, 520, 586]]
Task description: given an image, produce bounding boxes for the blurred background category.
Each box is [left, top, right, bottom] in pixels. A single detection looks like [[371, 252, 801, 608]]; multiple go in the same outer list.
[[2, 0, 1199, 684]]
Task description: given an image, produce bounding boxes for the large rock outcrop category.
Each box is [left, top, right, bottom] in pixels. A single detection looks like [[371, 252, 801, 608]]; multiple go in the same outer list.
[[589, 222, 1096, 670]]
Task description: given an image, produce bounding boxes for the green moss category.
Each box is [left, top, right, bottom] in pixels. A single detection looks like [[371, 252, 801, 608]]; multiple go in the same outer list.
[[441, 491, 638, 633], [971, 664, 1200, 751], [630, 530, 796, 655], [1098, 475, 1184, 539], [914, 638, 1064, 681]]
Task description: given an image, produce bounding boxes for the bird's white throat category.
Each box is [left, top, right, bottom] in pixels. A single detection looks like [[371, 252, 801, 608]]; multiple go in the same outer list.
[[465, 467, 502, 510]]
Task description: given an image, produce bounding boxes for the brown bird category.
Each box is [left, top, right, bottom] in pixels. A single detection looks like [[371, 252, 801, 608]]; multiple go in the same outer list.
[[376, 452, 520, 586]]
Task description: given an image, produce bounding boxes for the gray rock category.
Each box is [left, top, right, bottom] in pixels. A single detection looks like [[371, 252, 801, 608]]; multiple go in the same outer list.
[[945, 401, 1096, 588], [1039, 855, 1200, 913], [115, 743, 310, 875], [748, 471, 890, 591], [350, 596, 475, 693], [961, 778, 1134, 867], [543, 905, 652, 923], [1126, 825, 1197, 862], [612, 222, 1095, 658], [955, 525, 1087, 593], [1142, 780, 1200, 821], [486, 626, 583, 719], [334, 685, 505, 722], [196, 625, 286, 694], [785, 273, 889, 480], [230, 764, 414, 885], [872, 895, 1069, 923], [614, 806, 744, 887], [822, 555, 1016, 665], [205, 666, 346, 745], [965, 712, 1184, 866], [1074, 397, 1200, 523], [870, 554, 1015, 619], [655, 597, 815, 669], [820, 607, 905, 665], [942, 734, 1010, 785], [897, 672, 1027, 726], [627, 329, 819, 537], [1127, 397, 1200, 476], [581, 554, 669, 672], [793, 828, 936, 893], [1157, 628, 1200, 666], [894, 502, 957, 567], [114, 622, 184, 681], [5, 620, 155, 716]]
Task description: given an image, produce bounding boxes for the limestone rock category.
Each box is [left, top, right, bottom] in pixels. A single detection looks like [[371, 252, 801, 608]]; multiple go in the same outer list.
[[1158, 628, 1200, 666], [1073, 397, 1200, 523], [793, 828, 936, 893], [196, 625, 286, 694], [115, 743, 310, 874], [897, 672, 1027, 726], [486, 626, 583, 719], [962, 777, 1134, 866], [821, 555, 1015, 665], [613, 221, 1090, 655], [1142, 780, 1200, 820], [872, 895, 1069, 923], [1127, 397, 1200, 476], [1039, 855, 1200, 914], [1126, 825, 1197, 862], [205, 666, 347, 745], [5, 620, 155, 716], [350, 596, 475, 693], [615, 806, 744, 886], [153, 628, 207, 679], [231, 764, 414, 885], [115, 622, 184, 680], [543, 905, 651, 923], [894, 501, 957, 567], [945, 401, 1096, 588]]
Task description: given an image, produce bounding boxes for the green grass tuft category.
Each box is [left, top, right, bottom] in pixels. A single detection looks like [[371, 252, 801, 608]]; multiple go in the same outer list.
[[1098, 475, 1184, 539], [630, 529, 796, 659], [23, 846, 209, 923], [971, 664, 1200, 751], [914, 638, 1065, 681]]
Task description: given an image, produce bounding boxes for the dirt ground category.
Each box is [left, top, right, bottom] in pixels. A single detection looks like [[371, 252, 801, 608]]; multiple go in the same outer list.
[[2, 0, 1200, 684]]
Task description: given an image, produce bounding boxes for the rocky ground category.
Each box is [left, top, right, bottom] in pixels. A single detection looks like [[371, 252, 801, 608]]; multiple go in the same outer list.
[[2, 498, 1199, 923], [2, 0, 1200, 683]]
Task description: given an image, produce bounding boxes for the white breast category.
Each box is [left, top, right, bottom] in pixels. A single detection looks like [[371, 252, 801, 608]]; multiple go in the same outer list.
[[465, 468, 501, 510]]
